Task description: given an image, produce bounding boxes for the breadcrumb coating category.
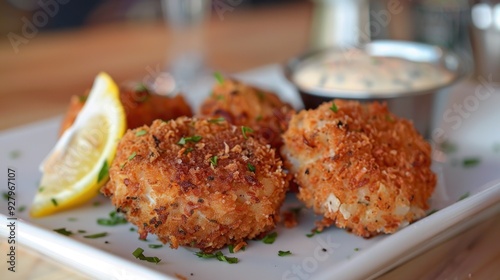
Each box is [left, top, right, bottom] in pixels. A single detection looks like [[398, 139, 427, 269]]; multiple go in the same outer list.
[[199, 78, 294, 150], [281, 100, 436, 237], [102, 117, 287, 252]]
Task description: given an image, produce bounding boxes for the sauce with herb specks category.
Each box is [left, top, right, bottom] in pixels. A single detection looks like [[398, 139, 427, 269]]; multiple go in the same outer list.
[[293, 52, 454, 94]]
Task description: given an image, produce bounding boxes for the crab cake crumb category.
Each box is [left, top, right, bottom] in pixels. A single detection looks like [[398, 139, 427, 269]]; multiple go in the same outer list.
[[281, 100, 436, 237], [102, 117, 287, 252]]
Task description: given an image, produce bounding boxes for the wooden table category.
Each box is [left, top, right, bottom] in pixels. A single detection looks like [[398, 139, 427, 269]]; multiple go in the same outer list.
[[1, 2, 499, 279]]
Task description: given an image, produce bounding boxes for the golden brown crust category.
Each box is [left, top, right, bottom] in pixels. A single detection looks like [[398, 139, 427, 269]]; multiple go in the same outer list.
[[59, 86, 192, 136], [281, 100, 436, 237], [102, 117, 287, 252], [199, 79, 294, 150]]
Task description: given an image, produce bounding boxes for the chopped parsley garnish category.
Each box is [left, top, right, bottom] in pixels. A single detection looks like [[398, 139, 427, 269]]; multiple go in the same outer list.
[[184, 147, 194, 154], [241, 126, 254, 139], [97, 211, 128, 226], [228, 244, 235, 253], [463, 158, 480, 168], [439, 140, 457, 154], [148, 244, 163, 249], [278, 250, 292, 256], [135, 83, 149, 93], [83, 232, 108, 239], [208, 117, 225, 124], [330, 102, 338, 113], [210, 156, 218, 168], [92, 201, 101, 207], [458, 192, 470, 201], [178, 135, 202, 146], [195, 251, 238, 264], [18, 205, 26, 212], [38, 186, 45, 193], [2, 192, 9, 200], [214, 72, 224, 84], [256, 115, 263, 122], [51, 198, 58, 206], [135, 130, 147, 137], [97, 161, 109, 183], [78, 95, 88, 103], [427, 209, 438, 216], [306, 229, 322, 238], [68, 217, 77, 222], [78, 230, 87, 233], [9, 150, 21, 159], [130, 227, 136, 232], [53, 228, 73, 236], [354, 248, 360, 252], [133, 247, 161, 264], [127, 152, 137, 161], [247, 163, 256, 173], [262, 232, 277, 244]]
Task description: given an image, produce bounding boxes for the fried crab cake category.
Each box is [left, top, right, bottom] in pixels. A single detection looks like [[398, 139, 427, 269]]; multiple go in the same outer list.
[[102, 117, 287, 252], [199, 78, 294, 150], [59, 83, 192, 135], [281, 100, 436, 237]]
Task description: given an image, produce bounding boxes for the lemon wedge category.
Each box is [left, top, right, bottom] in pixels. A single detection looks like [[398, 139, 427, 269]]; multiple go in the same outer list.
[[30, 72, 126, 217]]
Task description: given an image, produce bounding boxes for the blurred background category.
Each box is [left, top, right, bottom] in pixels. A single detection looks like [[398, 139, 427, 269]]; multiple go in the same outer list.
[[0, 0, 499, 128]]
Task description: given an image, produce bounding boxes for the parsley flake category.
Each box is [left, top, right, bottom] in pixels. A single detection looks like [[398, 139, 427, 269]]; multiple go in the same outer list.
[[97, 161, 109, 183], [241, 126, 254, 139], [247, 163, 256, 173], [306, 229, 322, 238], [208, 117, 225, 124], [135, 130, 147, 137], [51, 198, 58, 206], [463, 158, 480, 168], [439, 140, 457, 154], [458, 192, 470, 201], [278, 250, 292, 257], [228, 244, 235, 253], [210, 156, 218, 168], [9, 150, 21, 159], [135, 83, 149, 93], [262, 232, 278, 244], [133, 247, 161, 264], [214, 72, 224, 84], [148, 244, 163, 249], [83, 232, 108, 239], [195, 251, 238, 264], [178, 135, 202, 146], [97, 211, 128, 226], [427, 209, 438, 216], [53, 228, 73, 236], [128, 152, 137, 161], [330, 102, 338, 113]]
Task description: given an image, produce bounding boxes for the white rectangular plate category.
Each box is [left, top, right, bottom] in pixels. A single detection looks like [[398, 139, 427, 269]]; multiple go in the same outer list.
[[1, 65, 500, 279]]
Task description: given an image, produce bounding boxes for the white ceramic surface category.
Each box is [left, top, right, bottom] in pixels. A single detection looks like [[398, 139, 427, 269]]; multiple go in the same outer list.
[[1, 65, 499, 280]]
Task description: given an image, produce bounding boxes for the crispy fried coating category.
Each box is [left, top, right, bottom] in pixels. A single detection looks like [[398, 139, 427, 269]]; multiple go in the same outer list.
[[199, 79, 294, 150], [281, 100, 436, 237], [102, 117, 287, 252], [59, 85, 192, 135]]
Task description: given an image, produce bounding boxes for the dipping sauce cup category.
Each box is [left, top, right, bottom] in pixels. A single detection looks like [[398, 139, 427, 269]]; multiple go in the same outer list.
[[285, 40, 468, 137]]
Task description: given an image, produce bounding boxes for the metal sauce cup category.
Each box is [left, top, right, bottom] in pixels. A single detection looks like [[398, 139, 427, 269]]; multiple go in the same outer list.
[[285, 40, 468, 137]]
